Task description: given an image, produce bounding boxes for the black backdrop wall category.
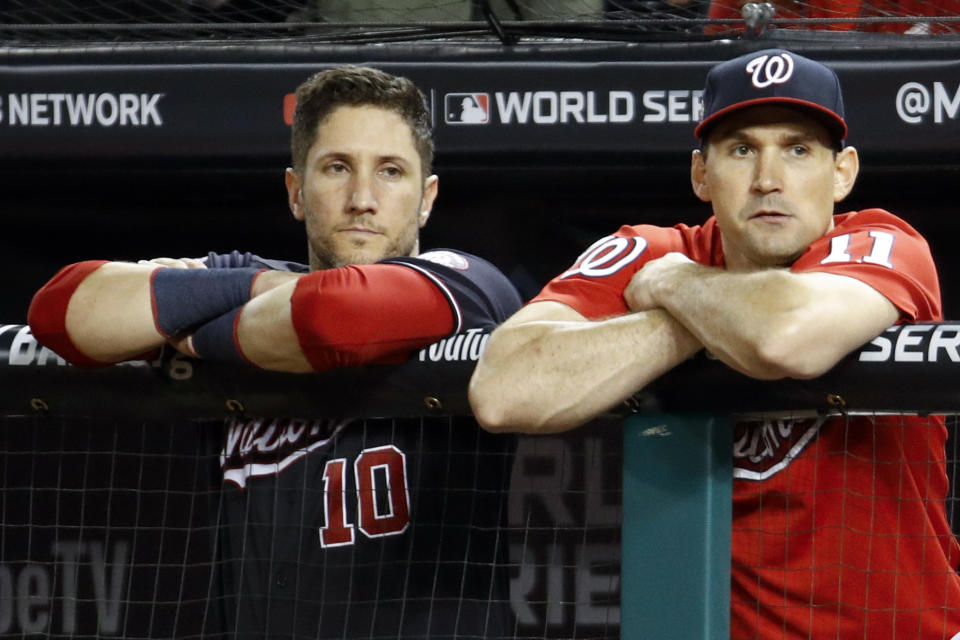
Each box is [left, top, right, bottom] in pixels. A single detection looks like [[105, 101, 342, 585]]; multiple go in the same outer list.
[[2, 37, 959, 322]]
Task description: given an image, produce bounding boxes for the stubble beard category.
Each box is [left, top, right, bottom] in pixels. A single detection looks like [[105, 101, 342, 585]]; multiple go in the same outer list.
[[307, 216, 420, 271]]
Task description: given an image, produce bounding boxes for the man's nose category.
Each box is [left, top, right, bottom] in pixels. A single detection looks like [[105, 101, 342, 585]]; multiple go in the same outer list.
[[751, 149, 784, 194], [347, 173, 377, 215]]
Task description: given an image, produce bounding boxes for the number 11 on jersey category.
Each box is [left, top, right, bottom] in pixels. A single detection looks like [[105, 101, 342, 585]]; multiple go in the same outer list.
[[820, 231, 895, 268]]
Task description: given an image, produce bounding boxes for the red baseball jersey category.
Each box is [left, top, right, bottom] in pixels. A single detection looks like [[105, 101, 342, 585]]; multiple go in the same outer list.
[[534, 208, 960, 639]]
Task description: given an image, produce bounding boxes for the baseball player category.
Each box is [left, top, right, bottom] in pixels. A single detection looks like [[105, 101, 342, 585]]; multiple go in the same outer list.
[[29, 66, 522, 638], [470, 49, 960, 638]]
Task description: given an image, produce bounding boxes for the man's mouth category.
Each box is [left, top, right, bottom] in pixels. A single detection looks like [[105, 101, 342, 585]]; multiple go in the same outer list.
[[750, 211, 789, 221]]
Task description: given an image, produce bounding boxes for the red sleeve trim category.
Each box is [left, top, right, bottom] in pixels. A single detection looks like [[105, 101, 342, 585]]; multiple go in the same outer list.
[[290, 263, 455, 372], [27, 261, 112, 368]]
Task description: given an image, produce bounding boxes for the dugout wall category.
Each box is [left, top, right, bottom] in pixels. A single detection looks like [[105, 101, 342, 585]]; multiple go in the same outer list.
[[0, 325, 624, 638], [2, 320, 959, 638]]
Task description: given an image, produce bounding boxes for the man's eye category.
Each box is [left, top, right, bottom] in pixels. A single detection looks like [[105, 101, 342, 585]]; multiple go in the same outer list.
[[326, 162, 348, 174], [381, 166, 402, 178], [733, 144, 751, 156]]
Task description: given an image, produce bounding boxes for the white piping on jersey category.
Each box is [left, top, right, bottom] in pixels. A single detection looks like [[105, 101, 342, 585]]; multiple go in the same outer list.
[[390, 262, 464, 335]]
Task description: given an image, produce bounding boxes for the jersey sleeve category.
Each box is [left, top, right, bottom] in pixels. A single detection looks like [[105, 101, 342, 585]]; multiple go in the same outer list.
[[382, 250, 524, 331], [791, 209, 942, 322], [530, 225, 688, 319]]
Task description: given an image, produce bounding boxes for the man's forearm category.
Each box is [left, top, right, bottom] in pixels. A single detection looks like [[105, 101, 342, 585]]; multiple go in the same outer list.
[[469, 302, 702, 434], [193, 264, 456, 373], [637, 260, 898, 379], [30, 260, 261, 365], [33, 261, 167, 364]]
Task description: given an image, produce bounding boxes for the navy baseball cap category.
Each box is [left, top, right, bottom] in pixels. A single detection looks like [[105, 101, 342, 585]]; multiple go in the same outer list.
[[694, 49, 847, 146]]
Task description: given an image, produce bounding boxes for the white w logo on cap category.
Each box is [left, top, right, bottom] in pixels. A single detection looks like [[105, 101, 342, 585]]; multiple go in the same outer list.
[[745, 53, 795, 89]]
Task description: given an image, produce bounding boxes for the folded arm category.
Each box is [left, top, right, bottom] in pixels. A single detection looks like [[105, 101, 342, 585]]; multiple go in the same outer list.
[[28, 259, 265, 366], [31, 261, 176, 366], [468, 300, 702, 434], [30, 259, 456, 374], [200, 264, 455, 373], [626, 253, 899, 380]]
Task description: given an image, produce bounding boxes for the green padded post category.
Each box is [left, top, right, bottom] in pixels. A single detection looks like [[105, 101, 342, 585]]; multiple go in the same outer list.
[[621, 414, 732, 639]]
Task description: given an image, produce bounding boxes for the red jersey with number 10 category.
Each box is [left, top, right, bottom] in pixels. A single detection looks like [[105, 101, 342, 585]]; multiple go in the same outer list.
[[534, 208, 960, 639]]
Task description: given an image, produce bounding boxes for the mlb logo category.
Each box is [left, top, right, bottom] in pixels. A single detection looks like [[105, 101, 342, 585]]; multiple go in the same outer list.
[[444, 93, 490, 124]]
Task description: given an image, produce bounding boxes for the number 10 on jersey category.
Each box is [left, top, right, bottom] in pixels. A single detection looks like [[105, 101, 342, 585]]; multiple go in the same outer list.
[[320, 445, 411, 548]]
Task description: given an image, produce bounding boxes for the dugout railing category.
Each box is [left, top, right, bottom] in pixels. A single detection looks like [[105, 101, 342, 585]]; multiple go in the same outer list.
[[0, 324, 623, 639], [1, 322, 958, 639]]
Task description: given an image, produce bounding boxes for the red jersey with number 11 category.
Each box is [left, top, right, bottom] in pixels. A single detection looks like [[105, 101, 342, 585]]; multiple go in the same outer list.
[[534, 208, 960, 639]]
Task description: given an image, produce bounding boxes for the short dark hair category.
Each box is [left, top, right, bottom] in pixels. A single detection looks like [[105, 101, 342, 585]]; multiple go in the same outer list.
[[290, 65, 434, 177]]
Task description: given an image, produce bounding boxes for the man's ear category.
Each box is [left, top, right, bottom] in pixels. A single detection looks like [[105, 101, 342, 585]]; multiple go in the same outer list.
[[285, 168, 304, 221], [833, 146, 860, 202], [690, 149, 711, 203], [419, 174, 439, 228]]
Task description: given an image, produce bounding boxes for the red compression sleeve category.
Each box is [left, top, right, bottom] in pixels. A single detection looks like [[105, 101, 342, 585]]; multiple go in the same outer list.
[[290, 263, 455, 371], [27, 261, 111, 367]]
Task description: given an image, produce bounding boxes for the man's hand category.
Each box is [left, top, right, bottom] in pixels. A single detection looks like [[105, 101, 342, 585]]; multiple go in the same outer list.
[[138, 257, 207, 269], [134, 258, 299, 298], [167, 334, 198, 358], [625, 253, 901, 380], [625, 252, 695, 313]]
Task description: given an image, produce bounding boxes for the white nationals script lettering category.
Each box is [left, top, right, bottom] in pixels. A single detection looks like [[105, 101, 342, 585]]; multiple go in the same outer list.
[[220, 417, 350, 488]]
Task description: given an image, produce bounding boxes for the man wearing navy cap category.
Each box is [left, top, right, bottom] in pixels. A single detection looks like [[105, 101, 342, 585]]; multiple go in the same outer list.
[[471, 49, 960, 638]]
